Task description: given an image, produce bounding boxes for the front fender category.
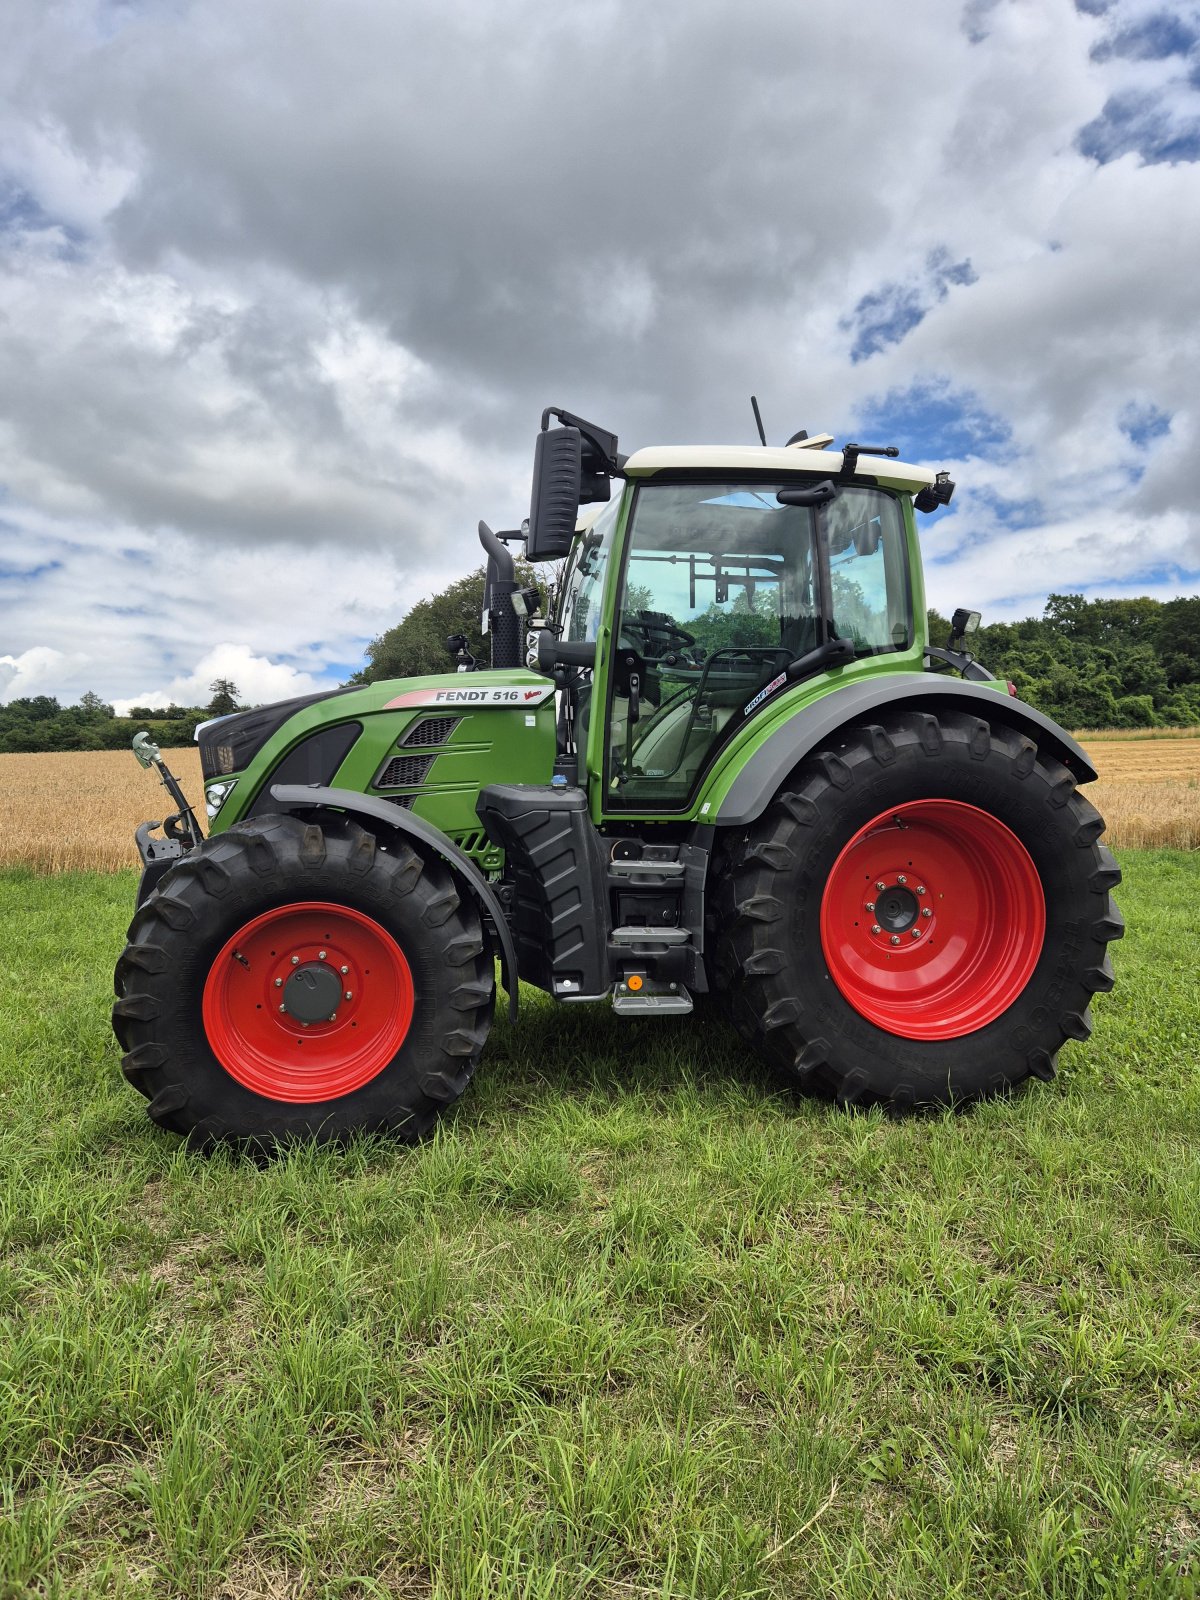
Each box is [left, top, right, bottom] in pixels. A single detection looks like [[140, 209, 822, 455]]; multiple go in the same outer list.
[[268, 784, 519, 1020], [713, 675, 1098, 826]]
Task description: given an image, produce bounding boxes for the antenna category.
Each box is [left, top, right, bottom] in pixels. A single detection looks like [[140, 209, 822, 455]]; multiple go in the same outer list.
[[750, 395, 768, 447]]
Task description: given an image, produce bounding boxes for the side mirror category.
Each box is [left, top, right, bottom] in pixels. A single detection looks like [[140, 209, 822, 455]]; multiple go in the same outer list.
[[536, 629, 596, 672], [528, 427, 582, 561], [853, 519, 882, 558]]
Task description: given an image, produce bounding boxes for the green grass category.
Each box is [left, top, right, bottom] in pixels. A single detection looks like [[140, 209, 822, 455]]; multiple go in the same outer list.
[[1, 853, 1198, 1598]]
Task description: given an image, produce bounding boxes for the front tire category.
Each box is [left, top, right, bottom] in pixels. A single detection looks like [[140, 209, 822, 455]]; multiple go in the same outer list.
[[113, 814, 495, 1147], [712, 710, 1123, 1109]]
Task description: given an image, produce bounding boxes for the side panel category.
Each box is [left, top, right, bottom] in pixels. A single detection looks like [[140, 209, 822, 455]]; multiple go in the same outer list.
[[706, 674, 1099, 826], [209, 670, 557, 854]]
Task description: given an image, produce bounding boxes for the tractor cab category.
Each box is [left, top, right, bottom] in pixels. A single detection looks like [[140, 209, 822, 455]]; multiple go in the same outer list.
[[531, 410, 934, 816]]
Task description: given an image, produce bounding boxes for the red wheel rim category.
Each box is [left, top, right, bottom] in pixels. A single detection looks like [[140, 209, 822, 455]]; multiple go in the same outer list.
[[819, 800, 1045, 1040], [202, 901, 414, 1102]]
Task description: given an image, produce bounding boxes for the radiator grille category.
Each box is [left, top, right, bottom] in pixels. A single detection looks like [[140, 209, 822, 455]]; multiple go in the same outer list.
[[375, 753, 435, 789], [401, 715, 460, 748]]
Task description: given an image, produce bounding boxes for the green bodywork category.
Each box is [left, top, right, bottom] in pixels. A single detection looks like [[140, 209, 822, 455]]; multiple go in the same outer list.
[[207, 671, 558, 867], [203, 475, 1000, 851]]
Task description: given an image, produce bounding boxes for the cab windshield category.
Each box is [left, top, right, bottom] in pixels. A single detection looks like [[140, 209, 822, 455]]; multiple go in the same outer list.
[[606, 479, 910, 809]]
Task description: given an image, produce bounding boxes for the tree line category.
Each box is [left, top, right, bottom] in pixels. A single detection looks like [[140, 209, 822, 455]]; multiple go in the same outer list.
[[3, 588, 1198, 753], [928, 594, 1200, 729], [0, 679, 242, 754]]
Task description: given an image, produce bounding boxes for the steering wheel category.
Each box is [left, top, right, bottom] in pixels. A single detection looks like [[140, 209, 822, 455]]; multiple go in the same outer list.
[[625, 611, 696, 652]]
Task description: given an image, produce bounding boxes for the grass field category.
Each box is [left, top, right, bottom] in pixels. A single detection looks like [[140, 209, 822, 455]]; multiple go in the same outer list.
[[1, 853, 1198, 1597], [0, 728, 1197, 874]]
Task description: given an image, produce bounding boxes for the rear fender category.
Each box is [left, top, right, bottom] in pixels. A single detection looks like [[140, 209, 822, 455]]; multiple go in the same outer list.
[[713, 676, 1098, 826], [268, 784, 518, 1019]]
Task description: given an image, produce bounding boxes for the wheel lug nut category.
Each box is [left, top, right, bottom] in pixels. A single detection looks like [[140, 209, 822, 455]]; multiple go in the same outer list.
[[911, 928, 921, 938], [340, 965, 349, 975], [329, 1012, 337, 1022], [889, 934, 900, 946], [922, 907, 932, 918], [876, 881, 886, 891], [344, 990, 352, 1000], [291, 955, 299, 966], [916, 885, 926, 895], [897, 874, 907, 885], [274, 977, 282, 987], [871, 924, 882, 935], [865, 901, 876, 911], [318, 950, 326, 961], [279, 1003, 286, 1012]]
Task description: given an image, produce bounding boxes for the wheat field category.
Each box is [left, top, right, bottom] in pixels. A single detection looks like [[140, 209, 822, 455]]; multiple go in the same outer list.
[[0, 747, 204, 872], [0, 733, 1196, 872]]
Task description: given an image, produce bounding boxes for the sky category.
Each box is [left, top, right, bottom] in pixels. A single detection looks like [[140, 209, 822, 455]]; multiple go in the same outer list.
[[1, 0, 1198, 712]]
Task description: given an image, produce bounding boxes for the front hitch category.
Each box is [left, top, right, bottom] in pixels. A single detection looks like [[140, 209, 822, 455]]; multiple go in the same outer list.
[[131, 732, 204, 902]]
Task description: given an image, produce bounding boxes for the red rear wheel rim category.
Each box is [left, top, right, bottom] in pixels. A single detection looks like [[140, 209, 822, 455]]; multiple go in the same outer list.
[[819, 800, 1045, 1041], [202, 901, 414, 1102]]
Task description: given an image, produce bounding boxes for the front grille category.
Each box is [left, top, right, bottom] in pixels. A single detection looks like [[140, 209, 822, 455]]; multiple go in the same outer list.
[[375, 753, 435, 789], [401, 715, 460, 748]]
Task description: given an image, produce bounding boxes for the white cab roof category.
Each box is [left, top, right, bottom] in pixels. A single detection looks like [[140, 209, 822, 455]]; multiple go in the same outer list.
[[622, 441, 938, 494]]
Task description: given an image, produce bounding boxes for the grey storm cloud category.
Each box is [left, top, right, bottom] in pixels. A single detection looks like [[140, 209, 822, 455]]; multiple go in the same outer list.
[[1, 0, 1198, 707]]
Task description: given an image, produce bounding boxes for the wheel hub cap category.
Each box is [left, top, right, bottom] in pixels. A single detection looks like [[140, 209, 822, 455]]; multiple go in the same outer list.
[[874, 884, 920, 934], [282, 963, 342, 1023], [820, 800, 1046, 1041]]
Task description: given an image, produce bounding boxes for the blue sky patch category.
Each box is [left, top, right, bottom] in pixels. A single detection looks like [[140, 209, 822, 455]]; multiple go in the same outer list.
[[1120, 403, 1172, 449], [1091, 11, 1199, 62], [0, 558, 64, 581], [0, 182, 86, 256], [1078, 90, 1200, 163], [320, 660, 365, 684], [847, 250, 977, 363], [853, 380, 1011, 464]]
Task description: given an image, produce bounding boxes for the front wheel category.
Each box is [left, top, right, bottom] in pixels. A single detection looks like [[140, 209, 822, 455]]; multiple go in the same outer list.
[[113, 814, 495, 1147], [712, 710, 1123, 1109]]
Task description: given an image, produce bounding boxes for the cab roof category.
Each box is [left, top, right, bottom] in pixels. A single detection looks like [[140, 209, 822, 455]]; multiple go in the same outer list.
[[621, 440, 938, 495]]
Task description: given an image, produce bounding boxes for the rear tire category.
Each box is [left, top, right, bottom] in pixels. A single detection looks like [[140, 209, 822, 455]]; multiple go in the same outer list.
[[113, 814, 494, 1147], [711, 710, 1122, 1109]]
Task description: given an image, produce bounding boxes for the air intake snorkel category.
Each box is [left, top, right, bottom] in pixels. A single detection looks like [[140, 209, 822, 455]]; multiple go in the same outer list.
[[478, 520, 523, 670]]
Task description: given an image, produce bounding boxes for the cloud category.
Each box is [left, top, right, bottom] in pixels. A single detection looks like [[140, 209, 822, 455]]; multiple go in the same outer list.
[[0, 646, 88, 702], [112, 643, 323, 716], [0, 0, 1197, 708]]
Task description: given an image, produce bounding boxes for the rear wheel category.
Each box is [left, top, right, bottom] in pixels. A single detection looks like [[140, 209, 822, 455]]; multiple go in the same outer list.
[[113, 813, 494, 1147], [712, 710, 1123, 1108]]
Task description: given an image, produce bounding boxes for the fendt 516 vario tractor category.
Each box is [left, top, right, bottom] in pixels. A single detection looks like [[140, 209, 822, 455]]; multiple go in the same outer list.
[[114, 408, 1122, 1146]]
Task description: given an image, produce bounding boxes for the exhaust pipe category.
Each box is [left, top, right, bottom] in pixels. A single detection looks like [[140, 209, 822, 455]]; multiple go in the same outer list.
[[478, 521, 523, 670]]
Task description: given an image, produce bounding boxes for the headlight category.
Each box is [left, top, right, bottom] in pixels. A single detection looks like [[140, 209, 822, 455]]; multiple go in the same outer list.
[[205, 780, 237, 819]]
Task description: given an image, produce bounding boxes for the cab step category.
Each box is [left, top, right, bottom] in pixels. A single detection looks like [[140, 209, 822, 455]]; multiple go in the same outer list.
[[612, 987, 694, 1016]]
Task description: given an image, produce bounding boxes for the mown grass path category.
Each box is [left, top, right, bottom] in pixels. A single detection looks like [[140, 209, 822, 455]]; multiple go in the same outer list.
[[1, 854, 1198, 1598]]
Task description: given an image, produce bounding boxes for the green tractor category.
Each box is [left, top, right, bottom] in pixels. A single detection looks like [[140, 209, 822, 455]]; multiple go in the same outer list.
[[113, 407, 1122, 1145]]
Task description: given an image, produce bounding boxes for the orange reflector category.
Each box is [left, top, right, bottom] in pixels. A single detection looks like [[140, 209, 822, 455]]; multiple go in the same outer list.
[[627, 974, 644, 992]]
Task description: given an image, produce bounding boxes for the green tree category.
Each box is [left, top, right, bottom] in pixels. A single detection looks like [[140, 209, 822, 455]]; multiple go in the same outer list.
[[207, 679, 241, 717], [356, 560, 541, 684], [1156, 596, 1200, 686], [78, 690, 115, 719]]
